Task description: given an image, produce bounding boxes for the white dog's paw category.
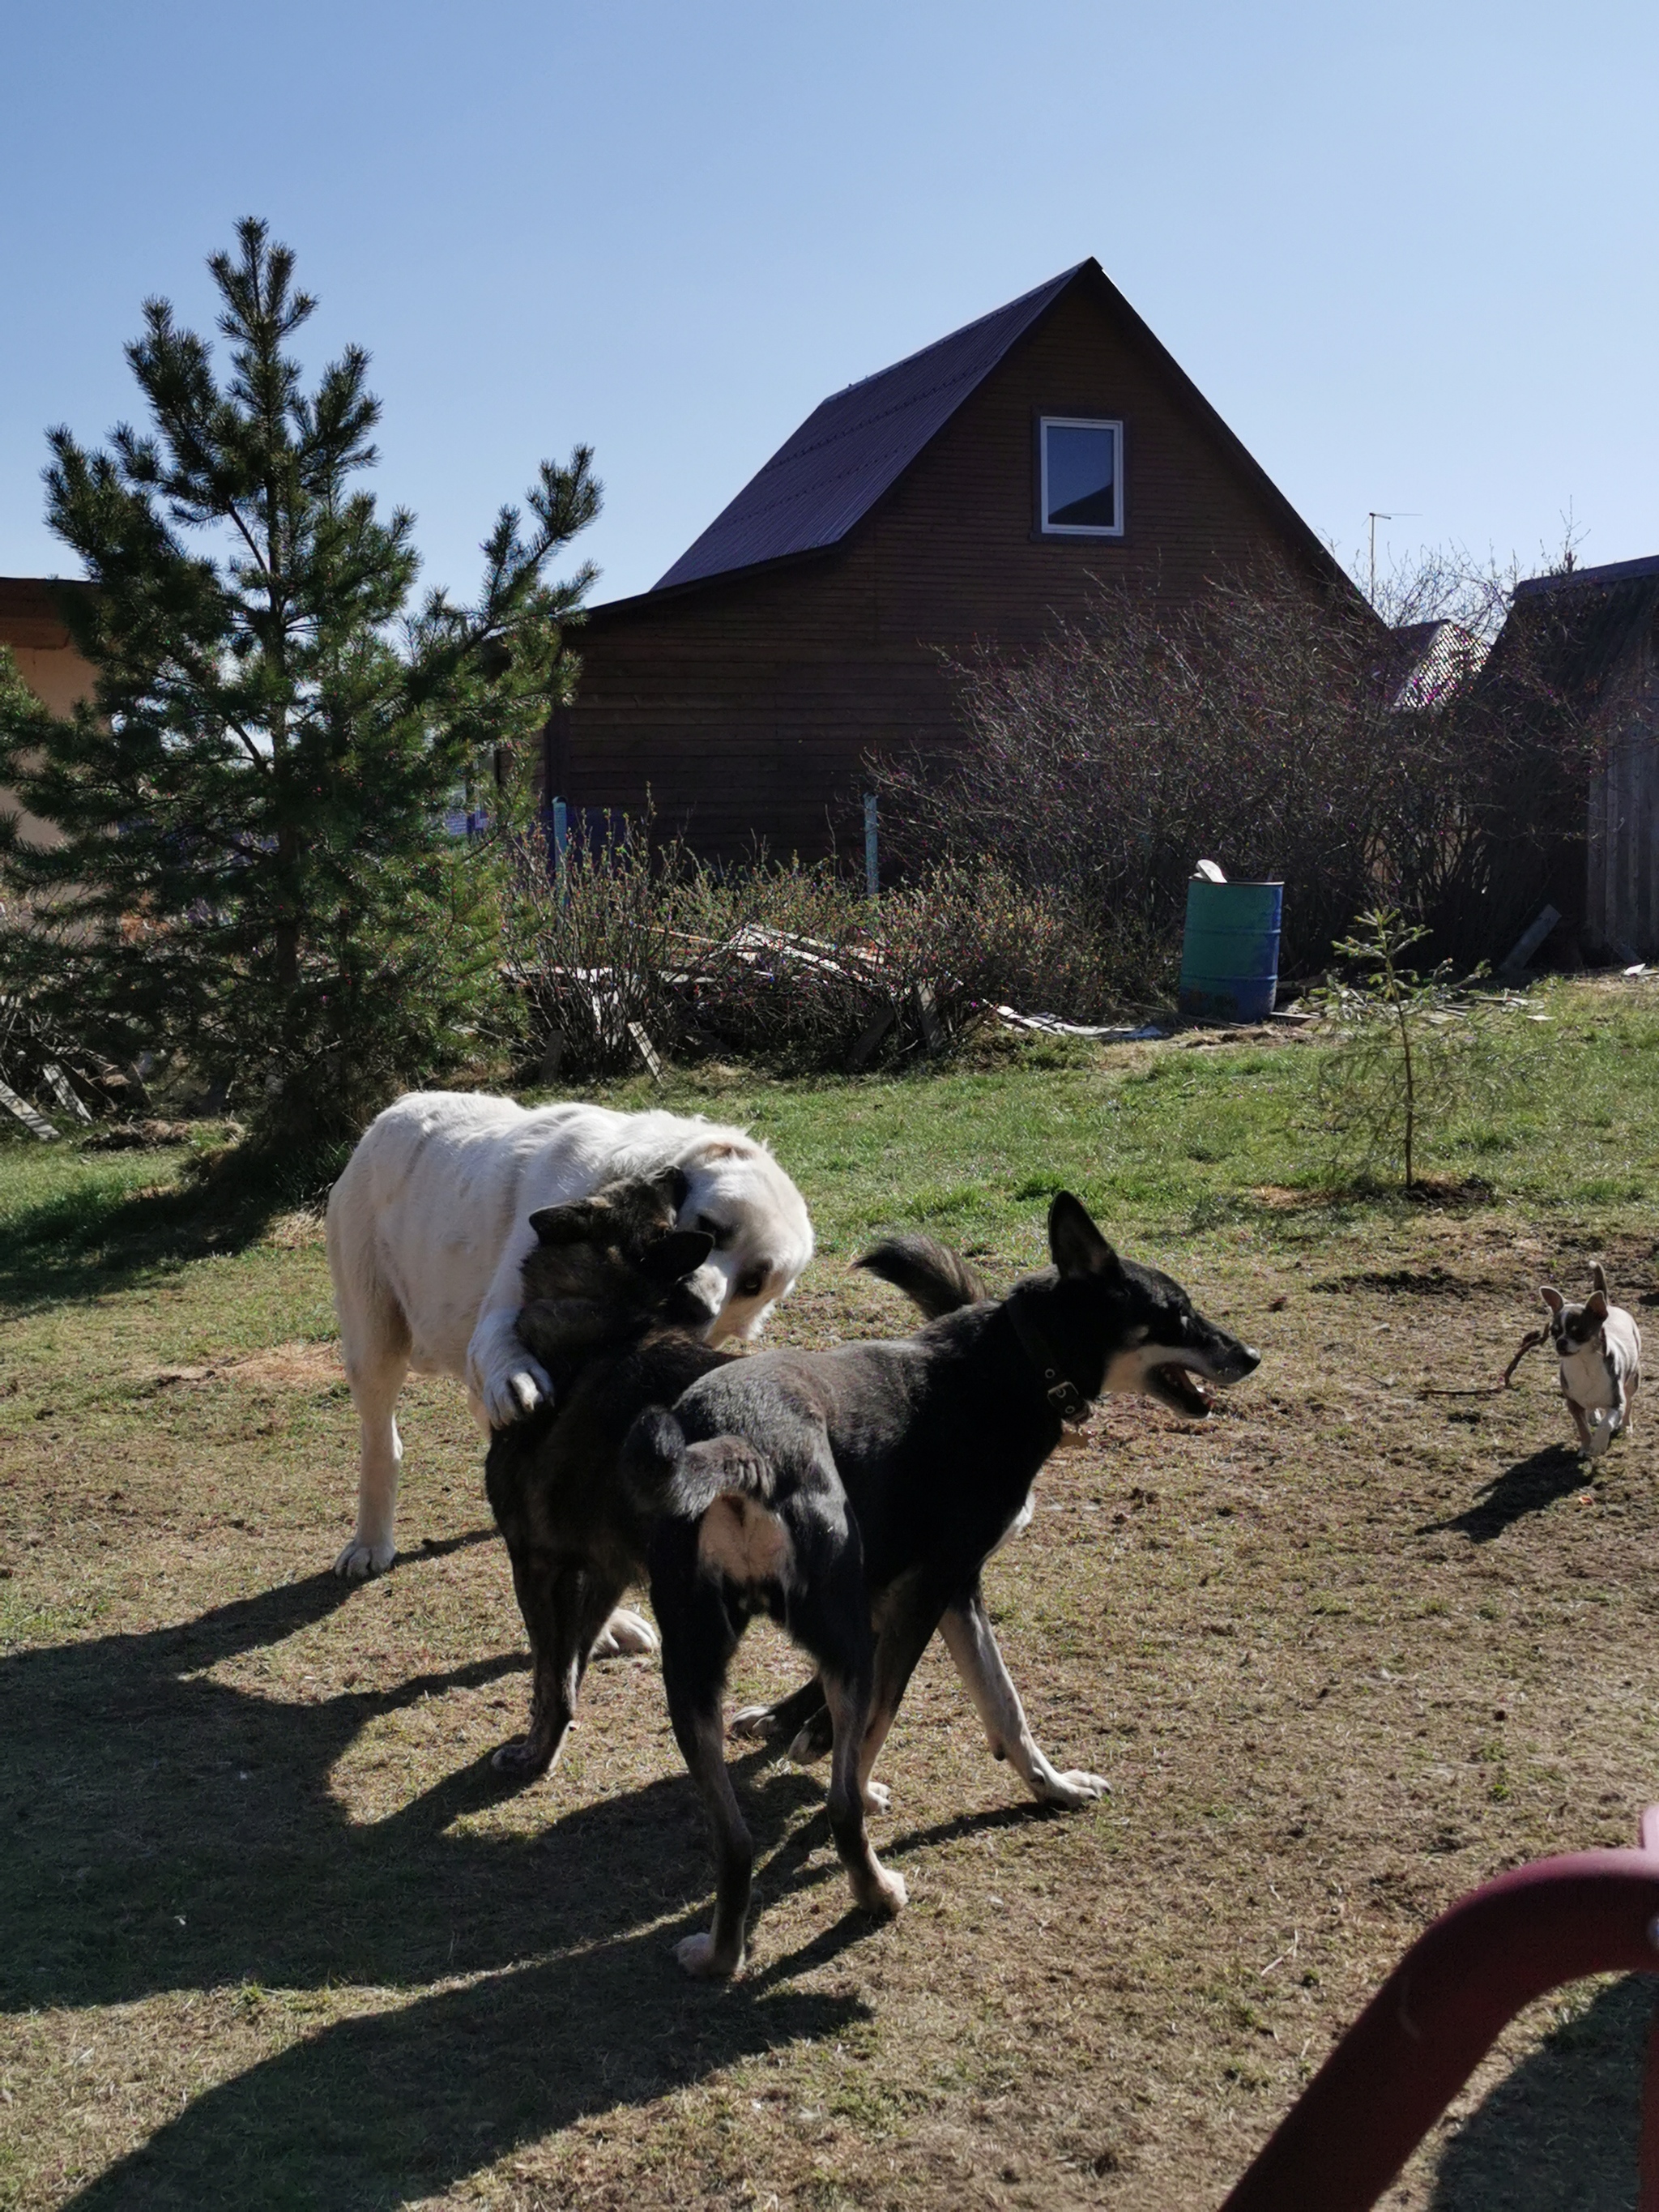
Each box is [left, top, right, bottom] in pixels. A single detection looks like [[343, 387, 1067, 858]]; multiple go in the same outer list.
[[480, 1360, 552, 1429], [590, 1608, 659, 1659], [334, 1535, 395, 1579], [863, 1779, 892, 1815], [786, 1713, 834, 1765], [1034, 1769, 1111, 1809], [676, 1930, 741, 1980], [856, 1864, 906, 1917], [728, 1703, 783, 1741]]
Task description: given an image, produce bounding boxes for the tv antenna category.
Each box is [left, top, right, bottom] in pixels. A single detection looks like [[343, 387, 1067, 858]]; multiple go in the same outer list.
[[1367, 511, 1420, 604]]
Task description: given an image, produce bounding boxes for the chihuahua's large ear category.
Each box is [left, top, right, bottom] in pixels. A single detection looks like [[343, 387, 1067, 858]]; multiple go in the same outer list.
[[1593, 1262, 1610, 1297], [641, 1228, 715, 1286], [1587, 1290, 1610, 1322], [1048, 1193, 1124, 1280], [1539, 1285, 1565, 1314], [650, 1164, 692, 1215], [529, 1198, 608, 1246]]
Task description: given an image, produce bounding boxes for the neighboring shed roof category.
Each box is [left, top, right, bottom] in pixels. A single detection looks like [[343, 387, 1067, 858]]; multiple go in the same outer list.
[[655, 266, 1081, 591], [1512, 553, 1659, 601], [642, 258, 1345, 604], [1480, 555, 1659, 715]]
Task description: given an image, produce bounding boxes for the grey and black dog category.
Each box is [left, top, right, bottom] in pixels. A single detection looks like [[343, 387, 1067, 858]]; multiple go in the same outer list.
[[482, 1169, 734, 1782], [625, 1191, 1261, 1979]]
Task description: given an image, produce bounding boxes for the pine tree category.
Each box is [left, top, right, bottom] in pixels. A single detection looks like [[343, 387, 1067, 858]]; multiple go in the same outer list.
[[0, 218, 598, 1137]]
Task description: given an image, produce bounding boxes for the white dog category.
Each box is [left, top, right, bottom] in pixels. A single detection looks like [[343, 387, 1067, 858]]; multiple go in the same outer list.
[[326, 1093, 815, 1616], [1540, 1263, 1642, 1459]]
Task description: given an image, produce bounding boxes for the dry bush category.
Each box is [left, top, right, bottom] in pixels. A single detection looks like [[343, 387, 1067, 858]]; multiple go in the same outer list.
[[870, 556, 1597, 999], [502, 826, 1097, 1075], [502, 826, 701, 1073]]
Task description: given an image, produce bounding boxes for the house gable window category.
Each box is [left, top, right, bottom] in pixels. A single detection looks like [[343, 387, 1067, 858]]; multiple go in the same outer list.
[[1038, 416, 1123, 536]]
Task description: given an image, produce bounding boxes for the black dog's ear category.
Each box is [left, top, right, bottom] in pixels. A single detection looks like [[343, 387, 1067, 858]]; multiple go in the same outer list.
[[651, 1163, 692, 1215], [1048, 1192, 1124, 1280], [640, 1228, 715, 1286], [1539, 1285, 1564, 1314], [529, 1198, 608, 1246]]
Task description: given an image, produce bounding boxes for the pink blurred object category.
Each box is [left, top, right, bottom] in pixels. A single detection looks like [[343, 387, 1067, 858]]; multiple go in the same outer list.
[[1220, 1808, 1659, 2210]]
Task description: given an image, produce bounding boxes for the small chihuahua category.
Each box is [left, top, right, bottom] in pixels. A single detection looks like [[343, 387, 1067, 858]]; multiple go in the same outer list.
[[1539, 1264, 1642, 1458]]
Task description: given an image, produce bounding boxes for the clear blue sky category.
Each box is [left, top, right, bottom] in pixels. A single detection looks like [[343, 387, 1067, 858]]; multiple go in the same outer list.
[[2, 1, 1653, 609]]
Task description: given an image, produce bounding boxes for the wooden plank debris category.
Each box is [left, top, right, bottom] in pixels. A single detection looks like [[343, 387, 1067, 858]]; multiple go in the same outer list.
[[993, 1006, 1165, 1042], [41, 1063, 93, 1124], [0, 1077, 58, 1141], [1499, 904, 1561, 976], [627, 1022, 663, 1083], [847, 1004, 898, 1070]]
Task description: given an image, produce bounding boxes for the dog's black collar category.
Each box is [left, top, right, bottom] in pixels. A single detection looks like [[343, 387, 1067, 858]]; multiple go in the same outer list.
[[1007, 1296, 1094, 1428]]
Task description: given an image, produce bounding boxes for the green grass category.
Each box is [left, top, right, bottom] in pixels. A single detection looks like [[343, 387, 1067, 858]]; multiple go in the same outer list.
[[1, 975, 1653, 1313], [525, 974, 1659, 1261]]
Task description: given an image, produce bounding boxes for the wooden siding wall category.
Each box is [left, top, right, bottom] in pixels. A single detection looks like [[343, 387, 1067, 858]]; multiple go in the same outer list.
[[1586, 616, 1659, 956], [0, 580, 95, 851], [559, 284, 1328, 860]]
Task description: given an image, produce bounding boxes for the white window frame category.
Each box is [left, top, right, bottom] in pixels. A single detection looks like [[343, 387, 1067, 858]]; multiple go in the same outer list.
[[1038, 415, 1124, 538]]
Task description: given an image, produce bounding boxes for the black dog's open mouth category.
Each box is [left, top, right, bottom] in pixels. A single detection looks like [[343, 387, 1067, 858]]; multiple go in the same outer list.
[[1148, 1363, 1213, 1419]]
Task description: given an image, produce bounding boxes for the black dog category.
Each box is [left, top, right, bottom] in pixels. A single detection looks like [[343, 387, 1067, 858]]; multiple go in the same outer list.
[[623, 1416, 902, 1980], [482, 1171, 734, 1780], [624, 1191, 1260, 1979]]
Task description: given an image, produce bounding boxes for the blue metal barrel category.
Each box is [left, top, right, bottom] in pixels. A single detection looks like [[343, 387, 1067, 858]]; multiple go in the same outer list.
[[1177, 879, 1284, 1021]]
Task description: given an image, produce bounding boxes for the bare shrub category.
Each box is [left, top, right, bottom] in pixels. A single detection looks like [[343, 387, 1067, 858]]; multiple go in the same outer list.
[[870, 556, 1597, 1000], [503, 824, 1095, 1075], [503, 825, 699, 1074]]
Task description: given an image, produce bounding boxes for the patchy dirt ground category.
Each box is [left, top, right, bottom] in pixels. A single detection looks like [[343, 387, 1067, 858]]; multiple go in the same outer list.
[[3, 1169, 1658, 2208]]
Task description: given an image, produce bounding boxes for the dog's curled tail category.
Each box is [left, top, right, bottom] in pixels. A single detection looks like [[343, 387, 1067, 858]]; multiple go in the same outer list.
[[855, 1233, 989, 1319], [621, 1407, 776, 1519]]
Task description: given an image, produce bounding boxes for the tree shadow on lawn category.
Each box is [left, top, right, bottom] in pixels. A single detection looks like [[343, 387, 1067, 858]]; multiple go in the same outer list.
[[1418, 1444, 1588, 1544], [3, 1563, 947, 2207], [0, 1137, 346, 1314], [1428, 1974, 1654, 2210]]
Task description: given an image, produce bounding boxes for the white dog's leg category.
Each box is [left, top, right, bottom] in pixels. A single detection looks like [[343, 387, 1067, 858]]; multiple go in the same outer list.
[[940, 1587, 1108, 1809], [467, 1219, 554, 1428], [335, 1332, 410, 1580]]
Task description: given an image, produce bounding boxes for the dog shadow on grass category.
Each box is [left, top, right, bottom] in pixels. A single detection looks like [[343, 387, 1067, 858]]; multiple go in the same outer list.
[[60, 1924, 870, 2212], [1427, 1974, 1653, 2210], [1417, 1444, 1587, 1544], [4, 1564, 893, 2210]]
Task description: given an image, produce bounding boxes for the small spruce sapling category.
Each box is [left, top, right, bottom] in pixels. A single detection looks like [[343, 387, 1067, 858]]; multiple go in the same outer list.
[[1307, 909, 1503, 1189]]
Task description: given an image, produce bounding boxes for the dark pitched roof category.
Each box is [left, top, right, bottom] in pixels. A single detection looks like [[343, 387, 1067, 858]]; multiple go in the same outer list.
[[629, 258, 1346, 607], [655, 266, 1081, 591], [1513, 552, 1659, 600], [1479, 554, 1659, 716]]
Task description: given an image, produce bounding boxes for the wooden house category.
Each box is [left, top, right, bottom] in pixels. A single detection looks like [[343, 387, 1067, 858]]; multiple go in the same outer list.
[[552, 258, 1352, 860], [0, 577, 95, 850], [1491, 555, 1659, 959]]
